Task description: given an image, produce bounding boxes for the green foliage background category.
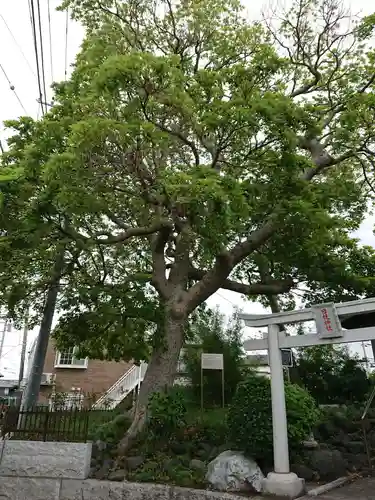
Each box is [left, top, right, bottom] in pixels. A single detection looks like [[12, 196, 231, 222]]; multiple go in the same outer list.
[[293, 344, 371, 405], [183, 307, 246, 407]]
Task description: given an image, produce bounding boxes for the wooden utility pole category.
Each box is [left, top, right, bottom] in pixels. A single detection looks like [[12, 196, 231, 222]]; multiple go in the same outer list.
[[18, 310, 29, 387]]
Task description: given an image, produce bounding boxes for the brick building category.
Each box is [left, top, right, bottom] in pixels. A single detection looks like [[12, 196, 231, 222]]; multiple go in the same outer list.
[[25, 338, 134, 409], [23, 339, 271, 410]]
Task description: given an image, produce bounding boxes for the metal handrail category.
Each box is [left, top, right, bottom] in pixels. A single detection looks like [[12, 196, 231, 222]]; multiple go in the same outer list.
[[92, 363, 147, 409], [362, 384, 375, 421]]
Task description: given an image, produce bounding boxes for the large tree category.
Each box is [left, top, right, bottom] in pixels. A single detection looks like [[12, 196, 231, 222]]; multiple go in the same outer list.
[[3, 0, 375, 448]]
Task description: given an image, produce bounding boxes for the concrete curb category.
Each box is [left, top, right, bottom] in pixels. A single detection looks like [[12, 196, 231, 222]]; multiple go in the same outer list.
[[0, 476, 263, 500], [300, 476, 351, 497]]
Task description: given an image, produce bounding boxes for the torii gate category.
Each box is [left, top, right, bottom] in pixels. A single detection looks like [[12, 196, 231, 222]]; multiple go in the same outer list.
[[239, 297, 375, 498]]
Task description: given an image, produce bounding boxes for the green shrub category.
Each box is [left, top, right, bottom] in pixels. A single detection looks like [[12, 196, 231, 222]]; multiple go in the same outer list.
[[148, 387, 187, 437], [285, 383, 321, 444], [127, 451, 206, 488], [227, 374, 320, 464], [186, 408, 229, 447], [90, 413, 131, 444]]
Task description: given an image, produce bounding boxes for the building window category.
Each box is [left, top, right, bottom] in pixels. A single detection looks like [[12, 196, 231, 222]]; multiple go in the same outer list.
[[54, 347, 88, 369]]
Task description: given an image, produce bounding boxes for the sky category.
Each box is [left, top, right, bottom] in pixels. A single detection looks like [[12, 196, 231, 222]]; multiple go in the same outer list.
[[0, 0, 374, 379]]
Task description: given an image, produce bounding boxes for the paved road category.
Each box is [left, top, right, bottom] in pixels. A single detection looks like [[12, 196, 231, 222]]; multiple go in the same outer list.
[[309, 477, 375, 499]]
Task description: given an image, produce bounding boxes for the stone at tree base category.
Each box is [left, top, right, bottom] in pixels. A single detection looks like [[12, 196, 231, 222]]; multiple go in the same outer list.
[[94, 458, 113, 480], [200, 443, 212, 453], [190, 459, 206, 471], [94, 440, 107, 452], [303, 433, 319, 449], [196, 449, 208, 459], [345, 441, 365, 454], [206, 450, 264, 493], [94, 465, 110, 480], [108, 469, 127, 481], [307, 449, 347, 480], [125, 456, 144, 470], [89, 466, 97, 479], [208, 447, 219, 460], [342, 452, 369, 472], [170, 442, 187, 455], [291, 464, 316, 481]]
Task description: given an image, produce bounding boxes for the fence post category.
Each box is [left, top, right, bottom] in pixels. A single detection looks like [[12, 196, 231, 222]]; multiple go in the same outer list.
[[83, 409, 89, 443], [43, 407, 49, 442]]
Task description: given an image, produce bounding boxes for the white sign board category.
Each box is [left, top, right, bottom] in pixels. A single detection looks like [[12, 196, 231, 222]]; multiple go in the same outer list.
[[281, 349, 293, 367], [201, 353, 224, 370], [312, 303, 343, 339]]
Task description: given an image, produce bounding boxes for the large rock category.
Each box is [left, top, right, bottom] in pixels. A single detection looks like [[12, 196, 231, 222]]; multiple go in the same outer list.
[[342, 452, 369, 472], [206, 450, 264, 493], [291, 464, 316, 481], [307, 449, 348, 480], [345, 441, 365, 454]]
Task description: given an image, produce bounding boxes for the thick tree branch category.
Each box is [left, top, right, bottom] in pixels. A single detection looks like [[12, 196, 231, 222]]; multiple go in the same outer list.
[[168, 225, 192, 288], [222, 277, 294, 295], [254, 254, 287, 332], [60, 219, 173, 246], [103, 210, 129, 231], [150, 226, 173, 298], [189, 266, 294, 295]]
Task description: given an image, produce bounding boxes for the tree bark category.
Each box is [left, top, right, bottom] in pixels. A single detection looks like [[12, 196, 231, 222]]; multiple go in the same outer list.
[[117, 312, 186, 455]]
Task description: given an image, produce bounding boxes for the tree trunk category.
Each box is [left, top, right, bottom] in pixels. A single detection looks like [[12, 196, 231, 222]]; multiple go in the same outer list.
[[117, 313, 186, 455]]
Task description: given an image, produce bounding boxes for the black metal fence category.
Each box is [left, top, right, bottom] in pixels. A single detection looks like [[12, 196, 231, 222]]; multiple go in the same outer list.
[[0, 406, 91, 442]]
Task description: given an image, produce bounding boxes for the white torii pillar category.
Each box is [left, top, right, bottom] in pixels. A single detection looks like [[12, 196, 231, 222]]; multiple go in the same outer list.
[[239, 297, 375, 498]]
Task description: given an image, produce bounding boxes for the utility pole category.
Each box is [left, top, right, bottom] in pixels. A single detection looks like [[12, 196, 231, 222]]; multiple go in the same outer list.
[[21, 250, 64, 409], [0, 318, 7, 361], [370, 340, 375, 369], [18, 310, 29, 387], [0, 317, 11, 379]]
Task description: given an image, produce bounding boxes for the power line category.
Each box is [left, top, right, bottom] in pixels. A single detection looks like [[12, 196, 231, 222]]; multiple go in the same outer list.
[[0, 13, 36, 79], [64, 8, 69, 80], [28, 0, 45, 115], [216, 292, 237, 306], [0, 62, 28, 115], [0, 343, 22, 361], [36, 0, 48, 112], [47, 0, 54, 83]]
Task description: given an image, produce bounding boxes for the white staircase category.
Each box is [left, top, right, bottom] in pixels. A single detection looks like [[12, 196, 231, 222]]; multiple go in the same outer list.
[[92, 362, 148, 410]]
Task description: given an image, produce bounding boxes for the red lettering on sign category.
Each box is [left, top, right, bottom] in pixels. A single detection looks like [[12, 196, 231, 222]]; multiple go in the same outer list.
[[321, 308, 333, 331]]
